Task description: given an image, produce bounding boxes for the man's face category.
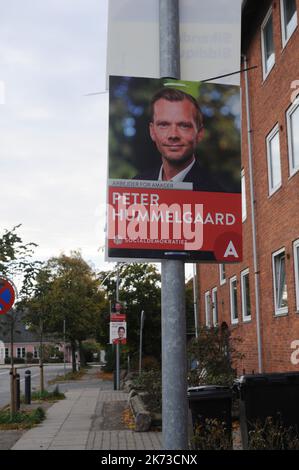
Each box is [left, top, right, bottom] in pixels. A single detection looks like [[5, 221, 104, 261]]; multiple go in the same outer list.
[[149, 98, 204, 165], [118, 328, 125, 339]]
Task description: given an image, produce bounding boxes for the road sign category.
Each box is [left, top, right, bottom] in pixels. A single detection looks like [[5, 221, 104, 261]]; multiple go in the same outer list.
[[0, 278, 16, 314]]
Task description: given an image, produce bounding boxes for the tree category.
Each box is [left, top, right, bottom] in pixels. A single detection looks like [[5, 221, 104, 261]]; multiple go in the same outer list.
[[0, 225, 39, 298], [26, 252, 107, 372], [22, 265, 55, 391], [0, 225, 39, 414]]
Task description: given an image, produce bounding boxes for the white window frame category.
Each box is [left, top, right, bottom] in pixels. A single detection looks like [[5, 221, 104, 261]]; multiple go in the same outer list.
[[266, 124, 282, 195], [280, 0, 298, 47], [261, 6, 276, 80], [230, 276, 239, 325], [272, 248, 288, 316], [211, 287, 218, 326], [219, 264, 226, 286], [293, 239, 299, 312], [205, 291, 211, 327], [286, 100, 299, 177], [241, 169, 247, 222], [17, 347, 26, 359], [241, 268, 251, 322]]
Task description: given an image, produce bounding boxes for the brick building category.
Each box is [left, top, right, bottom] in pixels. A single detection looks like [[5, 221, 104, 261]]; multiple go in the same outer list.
[[197, 0, 299, 373]]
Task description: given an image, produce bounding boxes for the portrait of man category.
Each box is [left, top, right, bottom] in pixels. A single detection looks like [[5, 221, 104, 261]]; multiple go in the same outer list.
[[112, 325, 126, 344], [134, 87, 224, 192], [109, 76, 241, 194]]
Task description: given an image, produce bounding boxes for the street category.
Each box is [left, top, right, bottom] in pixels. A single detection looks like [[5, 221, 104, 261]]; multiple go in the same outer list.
[[0, 364, 72, 408]]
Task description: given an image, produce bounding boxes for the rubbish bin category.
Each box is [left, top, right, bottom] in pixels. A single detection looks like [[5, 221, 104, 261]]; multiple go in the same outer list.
[[187, 386, 232, 447], [236, 372, 299, 449]]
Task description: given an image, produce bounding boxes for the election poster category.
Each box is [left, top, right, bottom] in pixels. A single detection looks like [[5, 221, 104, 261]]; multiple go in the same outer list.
[[110, 321, 127, 345], [107, 75, 242, 263]]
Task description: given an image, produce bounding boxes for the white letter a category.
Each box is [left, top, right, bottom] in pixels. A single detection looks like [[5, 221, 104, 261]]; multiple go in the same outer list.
[[224, 241, 239, 258]]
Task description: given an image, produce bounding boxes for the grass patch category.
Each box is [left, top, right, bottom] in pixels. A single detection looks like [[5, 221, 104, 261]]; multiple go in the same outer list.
[[48, 367, 87, 384], [24, 385, 65, 403], [0, 407, 45, 430]]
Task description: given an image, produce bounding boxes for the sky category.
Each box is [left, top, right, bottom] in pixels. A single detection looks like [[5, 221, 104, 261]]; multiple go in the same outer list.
[[0, 0, 220, 280], [0, 0, 109, 272]]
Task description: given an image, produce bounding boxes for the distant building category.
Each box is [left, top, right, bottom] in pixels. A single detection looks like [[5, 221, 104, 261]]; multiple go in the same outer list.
[[0, 312, 71, 363], [197, 0, 299, 373]]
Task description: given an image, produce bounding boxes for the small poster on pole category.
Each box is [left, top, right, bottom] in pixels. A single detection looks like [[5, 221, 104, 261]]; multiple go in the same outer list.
[[110, 321, 127, 345]]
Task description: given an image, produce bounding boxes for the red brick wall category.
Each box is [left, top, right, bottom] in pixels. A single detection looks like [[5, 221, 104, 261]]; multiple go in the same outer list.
[[198, 0, 299, 374]]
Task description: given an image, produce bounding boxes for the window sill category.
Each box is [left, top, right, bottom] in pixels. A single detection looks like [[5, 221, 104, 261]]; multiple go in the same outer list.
[[268, 183, 282, 199], [288, 167, 299, 181], [262, 62, 276, 84], [281, 23, 298, 50], [274, 310, 288, 317], [242, 317, 252, 323]]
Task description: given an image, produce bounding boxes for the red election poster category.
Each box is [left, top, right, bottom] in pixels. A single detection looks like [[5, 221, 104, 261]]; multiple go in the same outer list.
[[110, 320, 127, 345], [107, 76, 242, 263]]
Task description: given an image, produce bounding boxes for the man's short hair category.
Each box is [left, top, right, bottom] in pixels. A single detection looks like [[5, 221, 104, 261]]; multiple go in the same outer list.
[[150, 87, 204, 129]]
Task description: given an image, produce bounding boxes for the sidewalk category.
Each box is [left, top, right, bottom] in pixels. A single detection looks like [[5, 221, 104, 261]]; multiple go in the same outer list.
[[11, 368, 162, 450]]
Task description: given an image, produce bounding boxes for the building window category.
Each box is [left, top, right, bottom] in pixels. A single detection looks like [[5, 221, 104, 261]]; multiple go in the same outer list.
[[241, 170, 247, 222], [230, 276, 238, 324], [272, 248, 288, 315], [241, 269, 251, 322], [211, 287, 218, 326], [261, 7, 275, 79], [205, 291, 211, 327], [17, 347, 26, 359], [219, 264, 226, 285], [287, 101, 299, 176], [294, 239, 299, 311], [281, 0, 298, 46], [5, 348, 9, 358], [266, 124, 282, 195]]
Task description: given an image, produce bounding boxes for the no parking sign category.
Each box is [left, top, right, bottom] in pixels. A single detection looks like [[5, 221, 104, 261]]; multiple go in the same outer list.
[[0, 278, 16, 314]]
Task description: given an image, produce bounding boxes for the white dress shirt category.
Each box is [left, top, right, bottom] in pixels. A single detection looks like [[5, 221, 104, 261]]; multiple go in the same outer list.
[[158, 158, 195, 182]]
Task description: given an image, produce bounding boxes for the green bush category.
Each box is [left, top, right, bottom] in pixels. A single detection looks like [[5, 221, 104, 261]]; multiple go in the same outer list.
[[30, 386, 65, 402], [248, 416, 299, 450], [0, 407, 45, 428], [102, 346, 114, 372], [141, 356, 160, 371], [132, 370, 162, 414], [187, 325, 244, 387], [5, 357, 25, 365], [190, 418, 232, 450]]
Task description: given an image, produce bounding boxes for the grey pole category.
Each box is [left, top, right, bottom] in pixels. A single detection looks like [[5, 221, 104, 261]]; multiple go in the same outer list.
[[116, 264, 120, 390], [193, 264, 199, 338], [139, 310, 145, 375], [63, 319, 66, 378], [159, 0, 188, 450], [244, 55, 263, 373]]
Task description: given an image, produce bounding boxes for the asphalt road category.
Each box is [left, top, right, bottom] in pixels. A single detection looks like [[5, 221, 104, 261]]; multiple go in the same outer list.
[[0, 364, 72, 408]]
